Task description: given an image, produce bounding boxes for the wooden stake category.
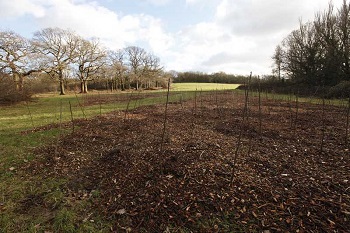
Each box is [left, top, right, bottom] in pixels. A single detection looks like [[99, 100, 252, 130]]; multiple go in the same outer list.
[[26, 101, 34, 128], [74, 93, 86, 120], [346, 97, 350, 145], [320, 96, 326, 152], [160, 78, 171, 152], [69, 101, 75, 134]]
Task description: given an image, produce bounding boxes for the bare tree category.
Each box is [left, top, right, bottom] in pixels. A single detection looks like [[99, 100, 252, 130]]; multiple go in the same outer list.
[[0, 30, 40, 91], [281, 21, 323, 85], [75, 37, 106, 93], [275, 0, 350, 86], [272, 44, 283, 80], [32, 28, 79, 95], [337, 0, 350, 81], [143, 53, 163, 88], [108, 49, 128, 91], [124, 46, 147, 90], [314, 3, 342, 85]]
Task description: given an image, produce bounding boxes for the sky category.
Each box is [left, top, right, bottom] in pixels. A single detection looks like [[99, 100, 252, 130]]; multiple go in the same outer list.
[[0, 0, 346, 75]]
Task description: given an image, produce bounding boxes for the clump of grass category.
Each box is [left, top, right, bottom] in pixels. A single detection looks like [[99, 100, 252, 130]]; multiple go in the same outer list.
[[44, 188, 65, 210], [53, 208, 76, 233]]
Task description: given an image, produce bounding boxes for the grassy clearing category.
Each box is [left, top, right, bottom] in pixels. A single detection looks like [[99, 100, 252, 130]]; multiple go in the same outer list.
[[0, 82, 240, 133], [172, 82, 240, 91]]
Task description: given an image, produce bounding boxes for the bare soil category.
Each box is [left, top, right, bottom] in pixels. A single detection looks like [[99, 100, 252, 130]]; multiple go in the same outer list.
[[27, 91, 349, 232]]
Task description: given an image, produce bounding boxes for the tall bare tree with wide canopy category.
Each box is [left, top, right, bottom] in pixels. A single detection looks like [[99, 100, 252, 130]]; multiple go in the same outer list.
[[0, 30, 40, 91], [142, 53, 163, 88], [124, 46, 147, 90], [75, 37, 106, 93], [32, 28, 79, 95], [107, 49, 128, 91]]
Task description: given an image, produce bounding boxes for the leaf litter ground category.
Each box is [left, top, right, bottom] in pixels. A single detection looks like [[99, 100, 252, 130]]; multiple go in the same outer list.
[[26, 91, 349, 232]]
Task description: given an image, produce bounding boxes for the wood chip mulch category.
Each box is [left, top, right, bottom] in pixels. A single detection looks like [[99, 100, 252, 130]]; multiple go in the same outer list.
[[28, 91, 349, 232]]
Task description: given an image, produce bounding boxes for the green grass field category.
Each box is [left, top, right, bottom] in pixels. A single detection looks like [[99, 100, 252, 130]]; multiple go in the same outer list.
[[0, 83, 239, 132], [172, 82, 240, 91]]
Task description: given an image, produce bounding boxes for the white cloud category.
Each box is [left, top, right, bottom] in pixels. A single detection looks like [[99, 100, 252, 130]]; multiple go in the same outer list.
[[0, 0, 46, 18], [164, 20, 258, 73], [185, 0, 199, 4], [0, 0, 173, 53], [146, 0, 171, 6], [166, 0, 346, 74], [141, 17, 174, 54], [215, 0, 345, 36], [36, 0, 135, 48]]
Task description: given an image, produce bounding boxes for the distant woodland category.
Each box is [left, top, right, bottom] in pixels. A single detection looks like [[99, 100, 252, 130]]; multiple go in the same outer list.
[[0, 27, 171, 103], [2, 1, 350, 104], [270, 0, 350, 97]]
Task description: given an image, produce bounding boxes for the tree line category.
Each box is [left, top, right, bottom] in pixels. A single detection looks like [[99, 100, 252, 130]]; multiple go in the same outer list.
[[0, 27, 169, 100], [272, 0, 350, 90], [173, 71, 247, 84]]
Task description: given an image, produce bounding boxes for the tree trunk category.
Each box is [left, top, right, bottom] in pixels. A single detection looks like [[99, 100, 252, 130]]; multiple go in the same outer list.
[[59, 79, 65, 95], [59, 70, 65, 95], [13, 74, 20, 91], [18, 74, 24, 92], [115, 79, 117, 91], [80, 81, 84, 93], [12, 73, 21, 91], [121, 78, 125, 91], [83, 80, 88, 93]]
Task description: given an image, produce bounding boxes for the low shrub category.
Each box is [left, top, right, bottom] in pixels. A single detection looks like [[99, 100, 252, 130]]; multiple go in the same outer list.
[[27, 75, 58, 93], [244, 79, 328, 97], [326, 81, 350, 98], [0, 75, 32, 105]]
